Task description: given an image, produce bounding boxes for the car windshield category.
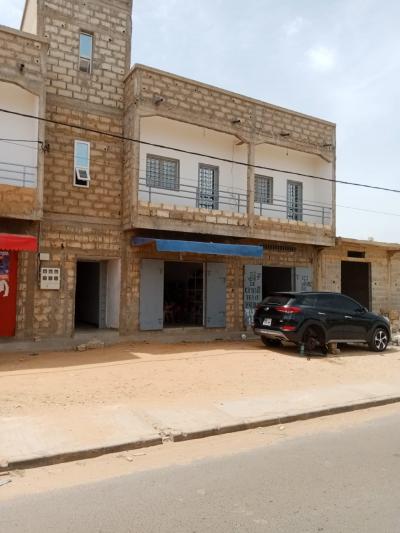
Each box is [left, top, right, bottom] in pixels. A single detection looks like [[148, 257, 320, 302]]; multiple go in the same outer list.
[[262, 295, 292, 305]]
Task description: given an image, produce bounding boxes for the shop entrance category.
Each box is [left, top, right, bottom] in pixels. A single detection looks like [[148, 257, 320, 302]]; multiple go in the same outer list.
[[262, 266, 293, 298], [0, 251, 18, 337], [164, 261, 204, 327], [341, 261, 371, 309], [75, 259, 121, 330], [75, 261, 101, 329]]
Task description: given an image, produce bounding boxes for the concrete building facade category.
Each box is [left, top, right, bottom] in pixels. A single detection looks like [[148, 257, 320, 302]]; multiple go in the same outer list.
[[0, 0, 397, 342]]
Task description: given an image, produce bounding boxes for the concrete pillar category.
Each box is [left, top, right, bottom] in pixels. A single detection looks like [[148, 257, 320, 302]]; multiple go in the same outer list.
[[247, 142, 255, 224]]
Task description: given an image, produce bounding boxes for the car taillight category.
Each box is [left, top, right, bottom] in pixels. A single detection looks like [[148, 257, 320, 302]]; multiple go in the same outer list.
[[275, 306, 301, 314], [281, 325, 297, 331]]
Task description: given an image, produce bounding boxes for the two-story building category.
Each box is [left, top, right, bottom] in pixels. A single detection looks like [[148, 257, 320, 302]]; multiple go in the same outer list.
[[0, 24, 47, 337], [1, 0, 339, 341]]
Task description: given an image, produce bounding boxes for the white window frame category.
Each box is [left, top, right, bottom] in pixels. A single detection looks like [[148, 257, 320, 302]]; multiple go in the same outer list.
[[79, 32, 93, 74], [74, 140, 91, 188]]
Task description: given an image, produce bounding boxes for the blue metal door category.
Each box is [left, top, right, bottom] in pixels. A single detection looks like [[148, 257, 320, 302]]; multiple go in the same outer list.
[[206, 262, 226, 328], [139, 259, 164, 330]]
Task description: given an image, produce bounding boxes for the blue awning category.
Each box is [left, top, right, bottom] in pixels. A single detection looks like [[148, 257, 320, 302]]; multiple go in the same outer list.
[[132, 237, 263, 257]]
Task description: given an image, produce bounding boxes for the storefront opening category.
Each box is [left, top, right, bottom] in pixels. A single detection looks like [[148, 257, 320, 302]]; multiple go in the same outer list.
[[164, 261, 204, 327], [262, 266, 293, 298]]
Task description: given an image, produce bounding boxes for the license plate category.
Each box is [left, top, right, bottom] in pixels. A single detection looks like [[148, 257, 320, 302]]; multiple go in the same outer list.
[[263, 318, 272, 326]]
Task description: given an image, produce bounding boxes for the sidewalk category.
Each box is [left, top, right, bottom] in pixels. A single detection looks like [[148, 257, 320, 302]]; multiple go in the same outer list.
[[1, 340, 400, 469]]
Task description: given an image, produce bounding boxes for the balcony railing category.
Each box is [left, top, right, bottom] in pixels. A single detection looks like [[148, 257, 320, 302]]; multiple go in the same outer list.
[[138, 177, 332, 226], [0, 161, 37, 188]]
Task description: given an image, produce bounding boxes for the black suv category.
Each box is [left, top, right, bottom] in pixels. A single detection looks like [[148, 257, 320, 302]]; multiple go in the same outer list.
[[253, 292, 391, 353]]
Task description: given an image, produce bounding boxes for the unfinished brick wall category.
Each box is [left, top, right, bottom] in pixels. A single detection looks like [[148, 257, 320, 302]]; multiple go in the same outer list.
[[43, 103, 123, 218], [120, 234, 315, 335], [0, 25, 47, 92], [317, 241, 400, 315], [0, 26, 48, 220], [126, 65, 335, 159], [40, 0, 132, 110], [32, 220, 121, 337], [135, 202, 333, 247]]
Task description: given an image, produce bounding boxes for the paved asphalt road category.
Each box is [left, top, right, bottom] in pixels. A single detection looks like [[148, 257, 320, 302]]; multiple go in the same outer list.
[[1, 411, 400, 532]]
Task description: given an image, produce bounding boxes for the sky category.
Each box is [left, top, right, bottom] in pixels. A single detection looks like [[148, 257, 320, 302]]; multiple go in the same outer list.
[[2, 0, 400, 242]]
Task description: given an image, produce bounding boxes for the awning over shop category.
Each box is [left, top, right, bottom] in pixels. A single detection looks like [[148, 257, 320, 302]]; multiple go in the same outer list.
[[132, 237, 263, 257], [0, 233, 37, 252]]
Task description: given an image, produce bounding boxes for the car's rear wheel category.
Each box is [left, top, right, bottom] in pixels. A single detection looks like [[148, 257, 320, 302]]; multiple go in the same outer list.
[[261, 336, 282, 348], [368, 327, 389, 352], [302, 326, 327, 355]]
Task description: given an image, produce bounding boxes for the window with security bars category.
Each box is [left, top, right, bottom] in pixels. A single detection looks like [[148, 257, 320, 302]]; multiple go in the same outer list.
[[146, 155, 179, 191], [255, 175, 273, 204], [287, 180, 303, 221], [197, 164, 219, 209]]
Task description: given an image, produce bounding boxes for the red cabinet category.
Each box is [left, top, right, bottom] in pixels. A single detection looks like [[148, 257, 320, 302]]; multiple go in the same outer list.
[[0, 251, 18, 337]]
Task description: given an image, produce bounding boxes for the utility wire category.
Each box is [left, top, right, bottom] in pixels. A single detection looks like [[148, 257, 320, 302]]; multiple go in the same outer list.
[[1, 107, 400, 195]]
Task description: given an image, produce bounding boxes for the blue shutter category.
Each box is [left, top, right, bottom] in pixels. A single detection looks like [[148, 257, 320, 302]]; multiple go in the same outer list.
[[206, 262, 226, 328], [139, 259, 164, 330]]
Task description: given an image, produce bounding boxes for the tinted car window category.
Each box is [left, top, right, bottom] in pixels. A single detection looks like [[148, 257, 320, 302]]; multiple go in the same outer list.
[[262, 295, 291, 305], [316, 294, 338, 308], [293, 294, 318, 307], [334, 294, 362, 312]]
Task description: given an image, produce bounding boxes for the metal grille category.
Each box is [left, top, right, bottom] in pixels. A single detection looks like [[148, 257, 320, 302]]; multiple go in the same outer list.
[[255, 175, 273, 204], [146, 155, 179, 191], [287, 181, 303, 221], [198, 165, 218, 209]]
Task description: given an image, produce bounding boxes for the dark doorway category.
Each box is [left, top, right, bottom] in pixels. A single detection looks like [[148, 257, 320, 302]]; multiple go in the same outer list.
[[262, 266, 293, 299], [75, 261, 100, 328], [164, 261, 204, 327], [341, 261, 371, 309]]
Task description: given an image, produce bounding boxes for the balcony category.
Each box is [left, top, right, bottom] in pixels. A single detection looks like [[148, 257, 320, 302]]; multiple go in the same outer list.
[[0, 161, 37, 188], [136, 177, 334, 246]]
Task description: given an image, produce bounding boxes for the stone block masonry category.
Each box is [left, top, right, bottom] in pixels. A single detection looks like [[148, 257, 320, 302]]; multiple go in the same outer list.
[[32, 220, 121, 337], [125, 65, 335, 160]]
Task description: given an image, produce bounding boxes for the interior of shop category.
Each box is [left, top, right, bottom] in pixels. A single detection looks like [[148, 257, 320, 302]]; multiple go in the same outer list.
[[262, 266, 293, 298], [164, 261, 204, 327], [75, 261, 101, 329]]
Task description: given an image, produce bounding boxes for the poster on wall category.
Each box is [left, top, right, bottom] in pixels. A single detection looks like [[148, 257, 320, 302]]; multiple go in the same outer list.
[[244, 265, 262, 326], [0, 252, 10, 298]]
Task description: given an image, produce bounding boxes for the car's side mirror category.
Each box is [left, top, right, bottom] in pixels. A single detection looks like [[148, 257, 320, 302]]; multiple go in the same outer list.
[[356, 306, 367, 313]]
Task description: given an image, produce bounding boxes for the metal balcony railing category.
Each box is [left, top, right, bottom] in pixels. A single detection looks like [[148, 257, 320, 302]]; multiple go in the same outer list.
[[138, 177, 332, 226], [0, 161, 37, 188], [139, 177, 248, 213]]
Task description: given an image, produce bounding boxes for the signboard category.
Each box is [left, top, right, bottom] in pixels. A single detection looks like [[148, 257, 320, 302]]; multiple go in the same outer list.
[[244, 264, 262, 326], [295, 267, 313, 292], [0, 252, 10, 298]]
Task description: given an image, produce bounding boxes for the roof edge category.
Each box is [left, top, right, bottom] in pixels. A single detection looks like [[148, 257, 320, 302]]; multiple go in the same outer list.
[[125, 63, 336, 128]]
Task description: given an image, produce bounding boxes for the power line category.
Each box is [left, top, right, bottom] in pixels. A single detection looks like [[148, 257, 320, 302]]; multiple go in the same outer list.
[[1, 107, 400, 195]]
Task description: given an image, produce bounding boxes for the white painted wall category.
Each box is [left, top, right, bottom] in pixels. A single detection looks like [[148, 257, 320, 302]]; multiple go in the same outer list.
[[0, 82, 39, 188], [140, 116, 248, 213], [139, 116, 333, 224], [106, 259, 121, 329], [254, 144, 332, 224], [21, 0, 37, 35]]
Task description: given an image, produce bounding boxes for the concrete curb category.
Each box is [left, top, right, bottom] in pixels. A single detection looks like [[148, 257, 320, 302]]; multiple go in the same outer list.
[[3, 394, 400, 473], [1, 436, 162, 473]]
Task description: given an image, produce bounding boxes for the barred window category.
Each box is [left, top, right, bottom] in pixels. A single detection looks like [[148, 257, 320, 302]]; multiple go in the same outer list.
[[146, 155, 179, 191], [255, 175, 273, 204]]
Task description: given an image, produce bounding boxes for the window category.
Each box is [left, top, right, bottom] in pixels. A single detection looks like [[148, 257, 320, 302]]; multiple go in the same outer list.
[[287, 180, 303, 221], [74, 141, 91, 187], [79, 33, 93, 73], [197, 164, 219, 209], [146, 155, 179, 191], [255, 175, 273, 204]]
